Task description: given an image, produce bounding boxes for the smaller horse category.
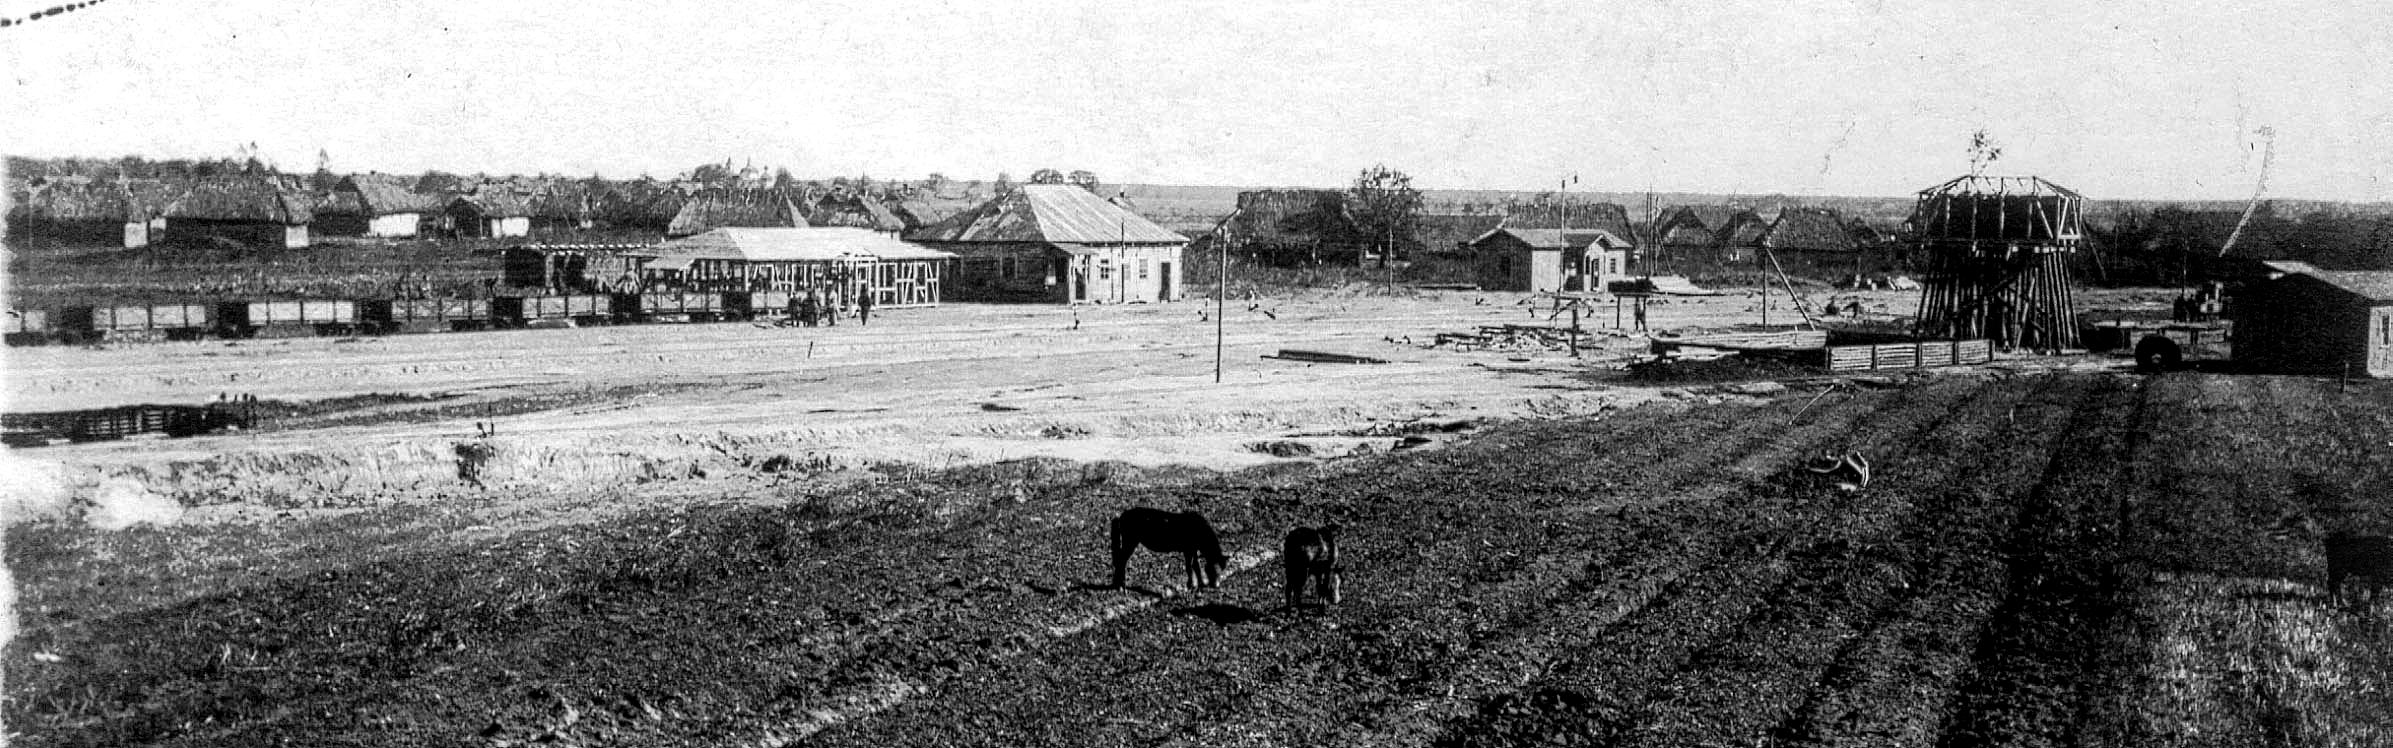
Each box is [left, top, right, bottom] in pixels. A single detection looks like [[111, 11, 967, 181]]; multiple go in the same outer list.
[[1110, 507, 1227, 590], [2327, 532, 2393, 606], [1284, 524, 1343, 608]]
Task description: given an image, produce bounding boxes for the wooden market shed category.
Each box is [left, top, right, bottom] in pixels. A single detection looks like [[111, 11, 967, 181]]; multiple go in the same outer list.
[[2233, 262, 2393, 377], [907, 184, 1188, 304], [646, 227, 954, 308], [1466, 226, 1632, 293], [163, 177, 314, 249]]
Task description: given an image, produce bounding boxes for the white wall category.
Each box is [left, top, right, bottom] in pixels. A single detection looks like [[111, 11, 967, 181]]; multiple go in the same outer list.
[[368, 212, 421, 238]]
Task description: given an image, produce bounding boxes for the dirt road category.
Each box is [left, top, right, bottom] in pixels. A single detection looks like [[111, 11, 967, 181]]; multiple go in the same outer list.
[[8, 289, 1914, 507]]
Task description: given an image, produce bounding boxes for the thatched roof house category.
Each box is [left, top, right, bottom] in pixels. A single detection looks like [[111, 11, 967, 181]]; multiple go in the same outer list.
[[804, 191, 908, 232], [447, 190, 534, 238], [666, 190, 805, 237], [163, 177, 315, 248], [316, 174, 439, 237], [1762, 207, 1860, 254], [6, 179, 174, 246]]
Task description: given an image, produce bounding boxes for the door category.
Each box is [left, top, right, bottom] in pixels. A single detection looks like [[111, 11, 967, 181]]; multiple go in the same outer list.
[[1158, 261, 1173, 301]]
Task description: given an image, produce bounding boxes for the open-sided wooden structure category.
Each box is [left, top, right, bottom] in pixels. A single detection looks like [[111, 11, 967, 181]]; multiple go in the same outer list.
[[1909, 176, 2085, 350]]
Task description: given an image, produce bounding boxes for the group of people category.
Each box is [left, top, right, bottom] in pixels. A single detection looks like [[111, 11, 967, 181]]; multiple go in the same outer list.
[[783, 286, 873, 327]]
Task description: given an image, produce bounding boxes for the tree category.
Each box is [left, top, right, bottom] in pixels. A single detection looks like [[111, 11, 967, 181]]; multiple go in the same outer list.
[[1028, 168, 1066, 185], [772, 167, 798, 189], [1349, 164, 1423, 268], [1067, 170, 1102, 193], [993, 172, 1017, 195]]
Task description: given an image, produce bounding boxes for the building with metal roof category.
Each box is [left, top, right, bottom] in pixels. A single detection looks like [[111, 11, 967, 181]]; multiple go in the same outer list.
[[907, 184, 1188, 304]]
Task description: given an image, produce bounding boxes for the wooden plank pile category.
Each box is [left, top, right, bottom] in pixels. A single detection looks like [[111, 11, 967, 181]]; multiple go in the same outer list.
[[1268, 349, 1390, 364], [1433, 324, 1587, 353]]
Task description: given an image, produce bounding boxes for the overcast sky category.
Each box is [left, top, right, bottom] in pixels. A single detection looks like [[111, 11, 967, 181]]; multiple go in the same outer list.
[[3, 0, 2388, 201]]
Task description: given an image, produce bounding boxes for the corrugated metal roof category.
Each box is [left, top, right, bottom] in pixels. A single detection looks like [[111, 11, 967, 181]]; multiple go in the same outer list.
[[651, 227, 956, 265], [907, 184, 1185, 244], [1468, 227, 1630, 251], [2302, 270, 2393, 303]]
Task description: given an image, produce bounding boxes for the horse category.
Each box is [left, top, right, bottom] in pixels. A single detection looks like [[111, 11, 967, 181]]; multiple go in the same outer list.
[[1283, 524, 1343, 608], [2326, 533, 2393, 606], [1110, 507, 1227, 591]]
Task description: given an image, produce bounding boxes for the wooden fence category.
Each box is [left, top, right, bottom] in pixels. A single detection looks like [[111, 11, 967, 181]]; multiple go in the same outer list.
[[1828, 339, 1992, 372]]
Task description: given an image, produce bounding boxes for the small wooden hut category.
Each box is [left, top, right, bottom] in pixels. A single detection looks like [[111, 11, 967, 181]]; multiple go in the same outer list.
[[2233, 262, 2393, 377], [1466, 226, 1631, 292], [1908, 176, 2086, 350]]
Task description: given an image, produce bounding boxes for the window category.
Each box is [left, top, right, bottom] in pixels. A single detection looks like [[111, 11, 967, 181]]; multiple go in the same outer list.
[[1098, 259, 1113, 281], [1138, 258, 1149, 279]]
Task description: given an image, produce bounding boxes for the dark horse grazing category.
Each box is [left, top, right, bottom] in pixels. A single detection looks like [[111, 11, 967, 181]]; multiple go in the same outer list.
[[2327, 533, 2393, 606], [1110, 508, 1227, 590], [1284, 524, 1343, 608]]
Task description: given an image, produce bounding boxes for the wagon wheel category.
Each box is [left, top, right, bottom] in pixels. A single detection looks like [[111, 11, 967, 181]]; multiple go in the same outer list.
[[2133, 335, 2181, 374]]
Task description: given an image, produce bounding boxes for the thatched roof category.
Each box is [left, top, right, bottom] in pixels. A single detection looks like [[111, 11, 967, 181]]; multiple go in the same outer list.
[[167, 178, 314, 224], [1762, 207, 1859, 253], [1227, 189, 1362, 246], [13, 179, 172, 222], [452, 190, 534, 219], [1416, 213, 1507, 253], [1658, 205, 1745, 232], [1717, 212, 1771, 247], [1499, 202, 1637, 245], [666, 190, 805, 237], [805, 192, 908, 232], [1467, 227, 1632, 252], [335, 174, 440, 215], [907, 184, 1185, 245]]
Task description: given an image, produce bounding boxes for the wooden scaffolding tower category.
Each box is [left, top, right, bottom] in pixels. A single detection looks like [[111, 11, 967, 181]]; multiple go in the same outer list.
[[1910, 176, 2086, 351]]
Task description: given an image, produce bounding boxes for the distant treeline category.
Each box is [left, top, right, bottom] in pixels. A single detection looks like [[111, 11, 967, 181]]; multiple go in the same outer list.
[[2079, 203, 2393, 285]]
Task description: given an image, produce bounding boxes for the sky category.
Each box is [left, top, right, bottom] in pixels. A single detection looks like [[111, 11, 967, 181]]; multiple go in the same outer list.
[[3, 0, 2390, 202]]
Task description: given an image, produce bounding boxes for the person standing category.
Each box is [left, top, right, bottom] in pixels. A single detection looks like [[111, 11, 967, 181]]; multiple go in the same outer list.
[[856, 289, 874, 326]]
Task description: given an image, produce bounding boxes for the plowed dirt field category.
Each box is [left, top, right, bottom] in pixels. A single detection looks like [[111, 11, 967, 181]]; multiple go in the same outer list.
[[7, 291, 2389, 747]]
